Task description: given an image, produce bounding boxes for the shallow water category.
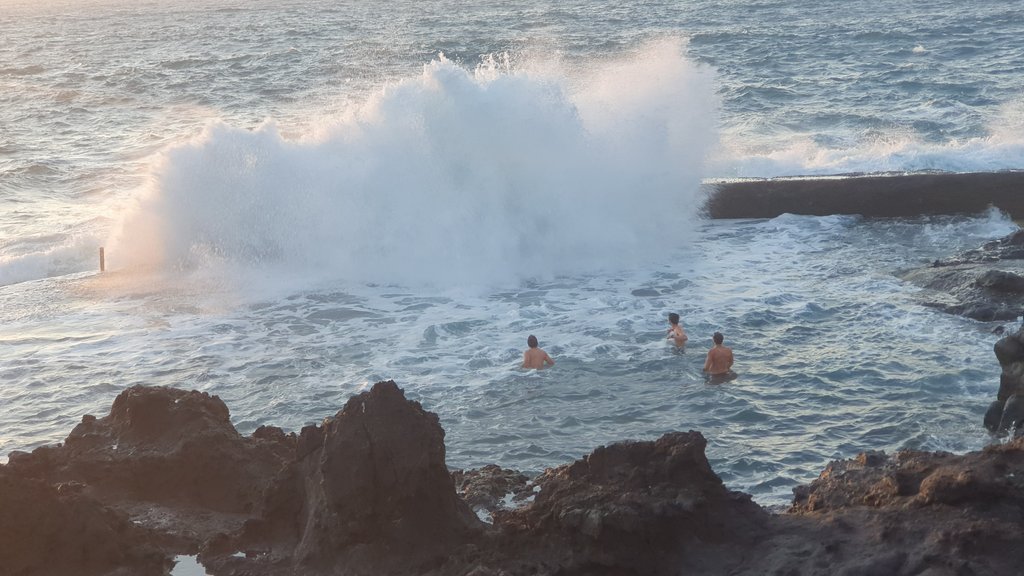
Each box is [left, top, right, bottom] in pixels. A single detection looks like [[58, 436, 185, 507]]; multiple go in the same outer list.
[[171, 556, 211, 576], [1, 210, 1015, 506]]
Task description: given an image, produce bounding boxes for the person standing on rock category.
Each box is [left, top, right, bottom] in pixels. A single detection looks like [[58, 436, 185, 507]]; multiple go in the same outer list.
[[522, 335, 555, 370], [703, 332, 736, 383]]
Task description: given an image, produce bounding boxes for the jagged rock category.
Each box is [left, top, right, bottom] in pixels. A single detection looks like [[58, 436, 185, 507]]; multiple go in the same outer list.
[[7, 385, 293, 516], [899, 229, 1024, 321], [10, 378, 1024, 576], [984, 326, 1024, 435], [452, 464, 533, 519], [488, 431, 771, 576], [900, 263, 1024, 321], [941, 229, 1024, 265], [206, 380, 481, 575], [0, 468, 167, 576], [766, 442, 1024, 576]]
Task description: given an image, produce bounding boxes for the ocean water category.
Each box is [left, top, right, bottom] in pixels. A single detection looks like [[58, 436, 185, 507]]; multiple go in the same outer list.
[[2, 0, 1023, 506]]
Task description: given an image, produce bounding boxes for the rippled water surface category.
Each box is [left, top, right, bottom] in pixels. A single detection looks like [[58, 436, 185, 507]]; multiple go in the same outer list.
[[2, 212, 1015, 505], [2, 0, 1024, 506]]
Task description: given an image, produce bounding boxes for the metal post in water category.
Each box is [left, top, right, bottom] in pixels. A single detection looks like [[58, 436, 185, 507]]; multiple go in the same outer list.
[[99, 247, 105, 272]]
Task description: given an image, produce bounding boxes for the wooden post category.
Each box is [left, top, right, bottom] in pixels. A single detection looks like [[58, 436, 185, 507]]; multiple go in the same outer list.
[[99, 247, 105, 272]]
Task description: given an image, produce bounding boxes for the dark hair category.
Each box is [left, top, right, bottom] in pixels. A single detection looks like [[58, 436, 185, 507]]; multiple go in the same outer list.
[[713, 332, 724, 344], [527, 335, 539, 348], [668, 313, 680, 324]]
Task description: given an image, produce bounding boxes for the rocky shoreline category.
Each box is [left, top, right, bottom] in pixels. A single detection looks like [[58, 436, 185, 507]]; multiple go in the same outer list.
[[4, 373, 1024, 576], [896, 229, 1024, 322], [9, 195, 1024, 575]]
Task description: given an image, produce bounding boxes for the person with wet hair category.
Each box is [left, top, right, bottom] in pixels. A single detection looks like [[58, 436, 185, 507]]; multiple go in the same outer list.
[[703, 331, 736, 383], [522, 334, 555, 370], [666, 312, 688, 348]]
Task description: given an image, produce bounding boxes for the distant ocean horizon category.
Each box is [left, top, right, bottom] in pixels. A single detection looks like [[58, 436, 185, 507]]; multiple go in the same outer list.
[[1, 0, 1022, 506]]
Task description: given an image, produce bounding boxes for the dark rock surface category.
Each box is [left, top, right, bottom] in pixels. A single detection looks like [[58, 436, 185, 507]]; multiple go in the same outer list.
[[484, 431, 771, 576], [984, 325, 1024, 436], [703, 170, 1024, 219], [0, 467, 167, 576], [5, 379, 1024, 575], [204, 380, 481, 575], [5, 385, 294, 552], [452, 464, 533, 519], [900, 229, 1024, 321], [779, 442, 1024, 576]]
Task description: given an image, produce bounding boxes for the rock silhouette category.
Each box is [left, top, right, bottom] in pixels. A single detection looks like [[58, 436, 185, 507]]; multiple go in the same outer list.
[[4, 379, 1024, 575]]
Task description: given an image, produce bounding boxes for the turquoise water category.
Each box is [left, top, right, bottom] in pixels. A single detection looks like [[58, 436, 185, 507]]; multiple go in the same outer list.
[[1, 0, 1023, 505]]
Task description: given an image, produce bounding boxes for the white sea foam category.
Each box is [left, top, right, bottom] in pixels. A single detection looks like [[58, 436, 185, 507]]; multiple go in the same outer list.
[[170, 555, 210, 576], [0, 235, 104, 287], [710, 114, 1024, 178], [108, 39, 718, 290], [709, 97, 1024, 178], [3, 0, 1024, 511]]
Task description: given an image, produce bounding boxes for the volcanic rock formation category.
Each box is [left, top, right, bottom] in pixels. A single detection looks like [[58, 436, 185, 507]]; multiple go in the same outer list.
[[4, 379, 1024, 575], [202, 380, 481, 575], [984, 324, 1024, 436], [900, 229, 1024, 321]]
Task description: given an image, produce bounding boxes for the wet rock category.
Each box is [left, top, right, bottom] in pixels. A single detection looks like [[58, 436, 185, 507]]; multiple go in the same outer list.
[[791, 442, 1024, 512], [898, 228, 1024, 321], [985, 326, 1024, 435], [900, 263, 1024, 321], [976, 269, 1024, 292], [940, 228, 1024, 265], [452, 464, 534, 520]]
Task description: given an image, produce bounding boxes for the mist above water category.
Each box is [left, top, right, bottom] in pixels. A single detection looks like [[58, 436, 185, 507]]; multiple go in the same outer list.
[[110, 40, 718, 288]]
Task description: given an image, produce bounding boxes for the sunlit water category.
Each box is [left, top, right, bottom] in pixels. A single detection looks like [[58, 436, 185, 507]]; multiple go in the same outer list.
[[1, 209, 1016, 506], [2, 0, 1024, 507]]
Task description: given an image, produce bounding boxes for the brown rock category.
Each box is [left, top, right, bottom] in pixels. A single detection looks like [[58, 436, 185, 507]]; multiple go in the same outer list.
[[493, 431, 770, 576], [452, 464, 533, 519], [8, 385, 293, 516], [213, 380, 481, 575], [10, 379, 1024, 576], [0, 468, 166, 576]]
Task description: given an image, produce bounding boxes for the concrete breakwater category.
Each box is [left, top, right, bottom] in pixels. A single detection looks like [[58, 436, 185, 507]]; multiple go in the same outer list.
[[704, 171, 1024, 219]]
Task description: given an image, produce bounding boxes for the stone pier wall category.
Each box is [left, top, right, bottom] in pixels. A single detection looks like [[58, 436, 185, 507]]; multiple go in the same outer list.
[[703, 171, 1024, 219]]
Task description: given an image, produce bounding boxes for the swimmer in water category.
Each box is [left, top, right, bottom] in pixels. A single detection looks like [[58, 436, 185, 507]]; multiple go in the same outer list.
[[666, 312, 688, 348], [522, 334, 555, 370], [703, 331, 736, 383]]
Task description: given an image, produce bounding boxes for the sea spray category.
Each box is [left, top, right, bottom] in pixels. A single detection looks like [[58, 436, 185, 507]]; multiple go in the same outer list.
[[110, 40, 719, 288]]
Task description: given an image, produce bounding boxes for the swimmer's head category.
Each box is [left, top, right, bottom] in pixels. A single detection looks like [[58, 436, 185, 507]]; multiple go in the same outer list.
[[713, 332, 724, 344], [668, 313, 680, 325], [527, 335, 539, 348]]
